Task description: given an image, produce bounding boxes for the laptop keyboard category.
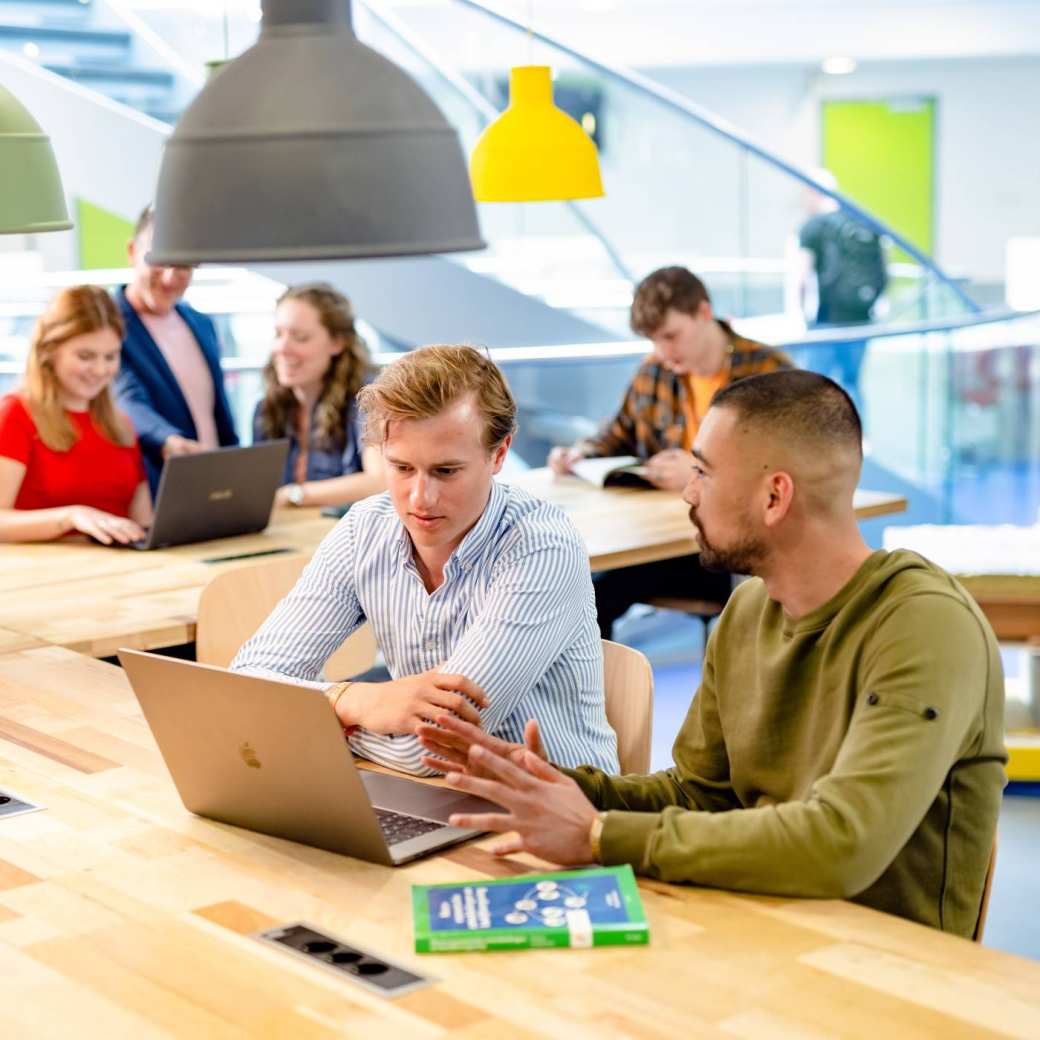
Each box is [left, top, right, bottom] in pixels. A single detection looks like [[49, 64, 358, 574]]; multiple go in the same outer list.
[[373, 808, 444, 845]]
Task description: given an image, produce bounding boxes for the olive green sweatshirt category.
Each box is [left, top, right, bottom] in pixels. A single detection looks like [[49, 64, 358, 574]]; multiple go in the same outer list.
[[568, 550, 1007, 937]]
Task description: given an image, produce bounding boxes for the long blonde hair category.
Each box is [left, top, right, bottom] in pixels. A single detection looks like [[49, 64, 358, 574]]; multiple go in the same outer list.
[[257, 283, 372, 450], [24, 285, 130, 451]]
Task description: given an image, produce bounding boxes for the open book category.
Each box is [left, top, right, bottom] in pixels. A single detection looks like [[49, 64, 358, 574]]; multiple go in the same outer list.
[[571, 455, 655, 489]]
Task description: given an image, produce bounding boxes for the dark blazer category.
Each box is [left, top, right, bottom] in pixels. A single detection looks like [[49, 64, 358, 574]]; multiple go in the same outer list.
[[114, 286, 238, 494]]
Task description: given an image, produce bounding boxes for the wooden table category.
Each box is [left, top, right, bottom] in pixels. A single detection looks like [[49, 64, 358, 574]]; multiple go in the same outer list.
[[0, 510, 334, 658], [511, 469, 908, 572], [0, 647, 1036, 1039], [0, 481, 906, 660]]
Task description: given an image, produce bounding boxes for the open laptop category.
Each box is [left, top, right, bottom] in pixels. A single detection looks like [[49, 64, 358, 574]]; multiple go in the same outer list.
[[118, 650, 499, 865], [129, 440, 290, 550]]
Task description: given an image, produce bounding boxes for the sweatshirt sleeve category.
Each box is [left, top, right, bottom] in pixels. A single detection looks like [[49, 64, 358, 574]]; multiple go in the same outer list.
[[566, 636, 743, 814], [596, 593, 995, 897]]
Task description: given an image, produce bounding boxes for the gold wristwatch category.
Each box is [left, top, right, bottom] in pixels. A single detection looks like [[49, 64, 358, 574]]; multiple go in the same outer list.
[[588, 811, 608, 863]]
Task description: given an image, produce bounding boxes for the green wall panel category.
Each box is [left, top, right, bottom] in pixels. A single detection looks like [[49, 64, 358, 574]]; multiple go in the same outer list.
[[76, 198, 134, 270], [822, 98, 935, 258]]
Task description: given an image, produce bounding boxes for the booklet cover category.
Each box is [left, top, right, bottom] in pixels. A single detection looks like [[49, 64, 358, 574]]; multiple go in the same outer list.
[[411, 864, 649, 953]]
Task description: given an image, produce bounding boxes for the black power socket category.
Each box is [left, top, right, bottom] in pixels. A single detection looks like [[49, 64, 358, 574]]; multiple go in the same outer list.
[[256, 923, 432, 998]]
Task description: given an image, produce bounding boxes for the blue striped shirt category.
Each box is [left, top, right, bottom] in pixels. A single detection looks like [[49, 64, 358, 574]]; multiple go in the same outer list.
[[231, 480, 619, 776]]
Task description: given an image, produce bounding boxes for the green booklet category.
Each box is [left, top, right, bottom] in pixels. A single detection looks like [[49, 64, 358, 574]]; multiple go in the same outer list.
[[411, 864, 649, 953]]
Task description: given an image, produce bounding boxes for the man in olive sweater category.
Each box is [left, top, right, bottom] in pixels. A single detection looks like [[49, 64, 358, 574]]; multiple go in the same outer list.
[[418, 370, 1007, 938]]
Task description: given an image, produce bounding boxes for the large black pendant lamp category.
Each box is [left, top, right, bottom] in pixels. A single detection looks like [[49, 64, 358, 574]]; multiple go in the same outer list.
[[148, 0, 484, 265]]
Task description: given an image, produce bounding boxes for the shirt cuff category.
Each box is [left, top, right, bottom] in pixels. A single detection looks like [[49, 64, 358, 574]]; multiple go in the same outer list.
[[599, 810, 662, 868]]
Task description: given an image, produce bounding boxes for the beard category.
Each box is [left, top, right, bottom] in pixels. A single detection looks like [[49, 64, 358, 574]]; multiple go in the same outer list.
[[689, 506, 767, 575]]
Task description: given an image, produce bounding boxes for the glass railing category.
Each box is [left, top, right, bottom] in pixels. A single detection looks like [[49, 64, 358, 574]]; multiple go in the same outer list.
[[92, 0, 977, 343]]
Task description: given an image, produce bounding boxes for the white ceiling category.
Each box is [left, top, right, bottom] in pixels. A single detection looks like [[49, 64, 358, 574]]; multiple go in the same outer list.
[[376, 0, 1040, 68]]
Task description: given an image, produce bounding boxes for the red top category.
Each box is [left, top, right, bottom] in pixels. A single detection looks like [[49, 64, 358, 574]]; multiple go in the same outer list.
[[0, 393, 145, 516]]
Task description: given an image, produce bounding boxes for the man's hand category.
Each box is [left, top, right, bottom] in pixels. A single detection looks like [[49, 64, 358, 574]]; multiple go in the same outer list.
[[162, 434, 203, 459], [417, 714, 545, 777], [444, 745, 599, 865], [334, 671, 488, 735], [547, 445, 585, 476], [644, 448, 693, 491]]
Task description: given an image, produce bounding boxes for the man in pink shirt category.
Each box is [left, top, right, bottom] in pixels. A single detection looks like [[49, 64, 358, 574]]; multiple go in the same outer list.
[[114, 205, 239, 494]]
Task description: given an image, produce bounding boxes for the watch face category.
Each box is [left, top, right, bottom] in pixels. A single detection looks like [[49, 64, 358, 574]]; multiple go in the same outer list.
[[289, 484, 305, 506]]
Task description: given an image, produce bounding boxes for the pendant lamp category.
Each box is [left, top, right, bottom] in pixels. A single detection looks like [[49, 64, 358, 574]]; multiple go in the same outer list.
[[0, 83, 72, 234], [470, 66, 603, 202], [148, 0, 484, 265]]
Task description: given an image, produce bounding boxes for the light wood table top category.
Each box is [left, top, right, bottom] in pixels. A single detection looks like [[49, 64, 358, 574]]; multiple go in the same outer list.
[[0, 510, 335, 658], [511, 469, 908, 572], [0, 481, 906, 659], [0, 646, 1035, 1039]]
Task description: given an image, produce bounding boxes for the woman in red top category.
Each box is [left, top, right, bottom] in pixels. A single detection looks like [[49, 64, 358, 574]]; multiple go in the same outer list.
[[0, 285, 152, 543]]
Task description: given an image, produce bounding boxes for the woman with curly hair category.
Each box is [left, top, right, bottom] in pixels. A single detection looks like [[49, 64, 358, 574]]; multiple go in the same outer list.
[[254, 283, 385, 508], [0, 285, 151, 543]]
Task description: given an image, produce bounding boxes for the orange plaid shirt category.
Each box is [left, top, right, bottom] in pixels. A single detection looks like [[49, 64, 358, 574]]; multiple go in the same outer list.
[[581, 322, 794, 459]]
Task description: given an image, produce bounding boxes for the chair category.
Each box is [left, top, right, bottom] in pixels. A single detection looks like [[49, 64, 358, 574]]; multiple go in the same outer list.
[[196, 555, 377, 680], [601, 639, 654, 775], [973, 834, 998, 943]]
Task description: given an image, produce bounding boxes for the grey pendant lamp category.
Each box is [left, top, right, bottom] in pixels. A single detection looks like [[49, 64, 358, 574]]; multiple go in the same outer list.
[[0, 83, 72, 234], [148, 0, 484, 265]]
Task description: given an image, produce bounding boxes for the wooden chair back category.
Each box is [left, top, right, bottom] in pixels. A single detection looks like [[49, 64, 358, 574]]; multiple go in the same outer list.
[[973, 834, 998, 943], [601, 639, 654, 775], [196, 555, 377, 680]]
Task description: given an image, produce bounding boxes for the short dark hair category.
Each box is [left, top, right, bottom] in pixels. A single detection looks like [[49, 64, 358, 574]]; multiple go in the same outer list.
[[133, 204, 154, 240], [630, 266, 711, 336], [711, 370, 862, 457]]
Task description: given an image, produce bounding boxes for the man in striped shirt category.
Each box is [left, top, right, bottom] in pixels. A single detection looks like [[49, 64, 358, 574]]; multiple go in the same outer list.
[[549, 266, 793, 639], [232, 345, 619, 777]]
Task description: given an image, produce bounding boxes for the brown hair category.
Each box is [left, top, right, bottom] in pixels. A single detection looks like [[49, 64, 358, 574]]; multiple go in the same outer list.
[[630, 266, 712, 336], [23, 285, 130, 452], [257, 283, 373, 451], [133, 203, 154, 241], [358, 344, 517, 452], [711, 370, 862, 458]]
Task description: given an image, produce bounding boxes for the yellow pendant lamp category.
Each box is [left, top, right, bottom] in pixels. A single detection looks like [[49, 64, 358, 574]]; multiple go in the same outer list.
[[470, 65, 603, 202]]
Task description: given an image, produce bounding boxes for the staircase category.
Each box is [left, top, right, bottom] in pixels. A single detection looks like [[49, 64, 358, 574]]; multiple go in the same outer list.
[[0, 0, 192, 124]]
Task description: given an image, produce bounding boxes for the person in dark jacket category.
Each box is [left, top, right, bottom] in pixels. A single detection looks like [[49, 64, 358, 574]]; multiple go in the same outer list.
[[114, 205, 238, 494]]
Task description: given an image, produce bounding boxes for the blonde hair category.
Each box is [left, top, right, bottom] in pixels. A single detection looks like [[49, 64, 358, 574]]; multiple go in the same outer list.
[[24, 285, 130, 452], [358, 345, 516, 452], [257, 283, 372, 450]]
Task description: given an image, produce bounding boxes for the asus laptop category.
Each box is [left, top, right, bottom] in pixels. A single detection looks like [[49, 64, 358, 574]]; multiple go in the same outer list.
[[129, 440, 290, 550], [118, 650, 498, 865]]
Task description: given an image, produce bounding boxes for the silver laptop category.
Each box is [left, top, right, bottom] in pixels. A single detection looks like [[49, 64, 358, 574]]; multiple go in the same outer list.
[[130, 440, 290, 550], [118, 650, 497, 865]]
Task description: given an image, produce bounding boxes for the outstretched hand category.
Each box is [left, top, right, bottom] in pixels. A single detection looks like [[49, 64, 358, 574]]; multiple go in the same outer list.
[[442, 742, 599, 865], [417, 715, 545, 778]]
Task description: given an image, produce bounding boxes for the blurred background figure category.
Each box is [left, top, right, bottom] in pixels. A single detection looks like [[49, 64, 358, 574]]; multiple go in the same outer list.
[[115, 205, 239, 495], [0, 286, 151, 544], [254, 283, 385, 509], [788, 169, 888, 416]]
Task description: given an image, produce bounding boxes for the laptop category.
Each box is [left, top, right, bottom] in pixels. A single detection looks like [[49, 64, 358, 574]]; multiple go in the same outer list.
[[129, 440, 290, 550], [118, 650, 499, 865]]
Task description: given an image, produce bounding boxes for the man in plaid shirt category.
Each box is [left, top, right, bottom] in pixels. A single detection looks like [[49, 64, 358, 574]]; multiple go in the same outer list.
[[549, 266, 793, 639]]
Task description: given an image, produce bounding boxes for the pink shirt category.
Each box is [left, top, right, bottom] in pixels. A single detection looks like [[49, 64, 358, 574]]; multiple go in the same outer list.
[[140, 309, 219, 450]]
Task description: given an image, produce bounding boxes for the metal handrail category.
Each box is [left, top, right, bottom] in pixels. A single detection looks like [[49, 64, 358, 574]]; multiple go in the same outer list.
[[358, 0, 634, 283], [2, 306, 1034, 379], [449, 0, 980, 315]]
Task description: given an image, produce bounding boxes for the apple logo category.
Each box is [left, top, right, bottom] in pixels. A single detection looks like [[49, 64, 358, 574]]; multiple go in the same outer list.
[[239, 741, 261, 769]]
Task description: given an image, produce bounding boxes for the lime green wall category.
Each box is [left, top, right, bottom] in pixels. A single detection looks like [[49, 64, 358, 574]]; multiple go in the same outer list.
[[75, 199, 134, 270], [822, 98, 935, 257]]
